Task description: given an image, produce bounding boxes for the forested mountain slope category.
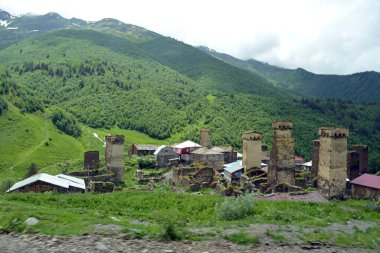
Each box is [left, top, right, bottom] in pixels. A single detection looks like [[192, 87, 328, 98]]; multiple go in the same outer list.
[[0, 10, 379, 174], [201, 47, 380, 103]]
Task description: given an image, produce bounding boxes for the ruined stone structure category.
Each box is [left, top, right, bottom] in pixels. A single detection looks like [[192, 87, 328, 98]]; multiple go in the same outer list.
[[268, 121, 296, 189], [242, 131, 263, 172], [311, 140, 320, 187], [347, 145, 368, 180], [317, 127, 349, 199], [352, 145, 368, 174], [84, 151, 100, 170], [105, 135, 125, 183], [200, 128, 212, 148]]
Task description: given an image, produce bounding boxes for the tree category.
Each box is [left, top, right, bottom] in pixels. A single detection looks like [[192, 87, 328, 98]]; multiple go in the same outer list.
[[25, 163, 38, 178]]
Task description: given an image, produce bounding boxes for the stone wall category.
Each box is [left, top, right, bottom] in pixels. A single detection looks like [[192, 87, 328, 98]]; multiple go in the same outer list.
[[242, 131, 262, 172], [311, 140, 320, 186], [318, 127, 348, 199], [268, 121, 295, 188], [84, 151, 99, 170], [352, 184, 380, 201]]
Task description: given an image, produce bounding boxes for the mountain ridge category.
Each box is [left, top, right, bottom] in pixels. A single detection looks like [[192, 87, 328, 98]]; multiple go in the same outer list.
[[199, 46, 380, 103]]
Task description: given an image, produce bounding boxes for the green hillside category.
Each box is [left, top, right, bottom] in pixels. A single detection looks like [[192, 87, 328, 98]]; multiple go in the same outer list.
[[200, 47, 380, 103], [0, 12, 380, 180]]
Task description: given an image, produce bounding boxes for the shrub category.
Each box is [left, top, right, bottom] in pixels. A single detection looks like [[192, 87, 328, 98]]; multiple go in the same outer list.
[[214, 194, 255, 220], [224, 231, 260, 245]]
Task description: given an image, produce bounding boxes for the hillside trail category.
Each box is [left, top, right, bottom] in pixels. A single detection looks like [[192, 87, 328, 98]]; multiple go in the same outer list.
[[9, 115, 49, 171]]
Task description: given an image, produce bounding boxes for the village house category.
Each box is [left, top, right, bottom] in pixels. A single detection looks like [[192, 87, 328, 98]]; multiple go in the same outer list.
[[223, 160, 244, 185], [212, 146, 238, 164], [190, 147, 226, 170], [350, 173, 380, 200], [172, 140, 202, 161], [6, 173, 85, 193], [128, 144, 158, 157], [154, 145, 179, 168]]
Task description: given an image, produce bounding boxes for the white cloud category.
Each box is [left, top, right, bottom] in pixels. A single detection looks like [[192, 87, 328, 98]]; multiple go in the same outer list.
[[1, 0, 380, 74]]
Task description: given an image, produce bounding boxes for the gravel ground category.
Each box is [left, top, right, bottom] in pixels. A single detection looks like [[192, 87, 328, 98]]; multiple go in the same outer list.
[[0, 233, 374, 253]]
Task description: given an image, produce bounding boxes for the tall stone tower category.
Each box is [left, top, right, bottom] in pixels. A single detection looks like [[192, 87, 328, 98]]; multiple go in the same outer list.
[[242, 131, 263, 172], [105, 135, 125, 183], [317, 127, 349, 199], [268, 120, 295, 187], [200, 128, 212, 148], [311, 139, 320, 187]]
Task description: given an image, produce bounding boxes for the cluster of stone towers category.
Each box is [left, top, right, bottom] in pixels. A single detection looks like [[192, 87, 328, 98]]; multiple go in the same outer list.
[[242, 120, 350, 199]]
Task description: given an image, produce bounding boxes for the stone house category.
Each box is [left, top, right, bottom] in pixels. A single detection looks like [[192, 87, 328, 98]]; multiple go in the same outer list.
[[190, 147, 225, 170], [351, 173, 380, 200], [154, 145, 179, 168], [128, 144, 158, 157], [212, 146, 238, 164], [6, 173, 85, 193]]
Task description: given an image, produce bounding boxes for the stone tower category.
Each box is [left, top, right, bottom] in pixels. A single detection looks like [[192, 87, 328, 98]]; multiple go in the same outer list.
[[242, 131, 263, 172], [105, 135, 125, 182], [200, 128, 212, 148], [311, 140, 320, 187], [268, 120, 295, 188], [317, 127, 349, 199]]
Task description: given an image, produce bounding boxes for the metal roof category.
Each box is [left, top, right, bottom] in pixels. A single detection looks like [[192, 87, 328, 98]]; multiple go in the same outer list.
[[135, 144, 159, 151], [303, 161, 312, 167], [172, 140, 202, 149], [351, 173, 380, 190], [223, 160, 244, 173], [6, 173, 85, 193], [153, 145, 177, 155]]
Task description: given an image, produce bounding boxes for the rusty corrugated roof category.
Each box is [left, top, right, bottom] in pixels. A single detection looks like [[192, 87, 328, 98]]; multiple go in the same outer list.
[[351, 173, 380, 190]]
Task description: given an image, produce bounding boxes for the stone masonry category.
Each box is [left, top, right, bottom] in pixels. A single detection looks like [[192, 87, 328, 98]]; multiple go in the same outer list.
[[105, 135, 125, 183], [311, 139, 320, 187], [242, 131, 263, 172], [200, 128, 212, 148], [268, 121, 295, 188], [317, 127, 349, 199]]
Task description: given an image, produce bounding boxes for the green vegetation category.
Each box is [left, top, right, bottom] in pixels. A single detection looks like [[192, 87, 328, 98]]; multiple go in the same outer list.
[[201, 47, 380, 103], [51, 109, 81, 137], [224, 231, 260, 245], [215, 195, 255, 221], [0, 191, 380, 248]]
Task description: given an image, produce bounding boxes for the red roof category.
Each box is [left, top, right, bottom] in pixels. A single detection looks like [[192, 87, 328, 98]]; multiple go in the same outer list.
[[295, 156, 304, 162], [351, 173, 380, 190]]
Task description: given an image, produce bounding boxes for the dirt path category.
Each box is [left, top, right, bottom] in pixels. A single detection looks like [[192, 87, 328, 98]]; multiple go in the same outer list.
[[0, 233, 373, 253]]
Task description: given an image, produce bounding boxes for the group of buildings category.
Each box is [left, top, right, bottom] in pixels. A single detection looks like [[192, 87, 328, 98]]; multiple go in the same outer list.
[[6, 121, 380, 200]]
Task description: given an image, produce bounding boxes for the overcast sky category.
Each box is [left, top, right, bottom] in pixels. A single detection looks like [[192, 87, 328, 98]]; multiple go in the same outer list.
[[1, 0, 379, 75]]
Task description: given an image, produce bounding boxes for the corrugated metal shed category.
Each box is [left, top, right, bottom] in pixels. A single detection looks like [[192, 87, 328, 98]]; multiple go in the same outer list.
[[223, 161, 243, 173], [351, 173, 380, 190], [6, 173, 85, 193]]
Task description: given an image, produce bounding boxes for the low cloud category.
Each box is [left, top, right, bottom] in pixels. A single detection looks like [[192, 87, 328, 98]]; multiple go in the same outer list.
[[1, 0, 379, 74]]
